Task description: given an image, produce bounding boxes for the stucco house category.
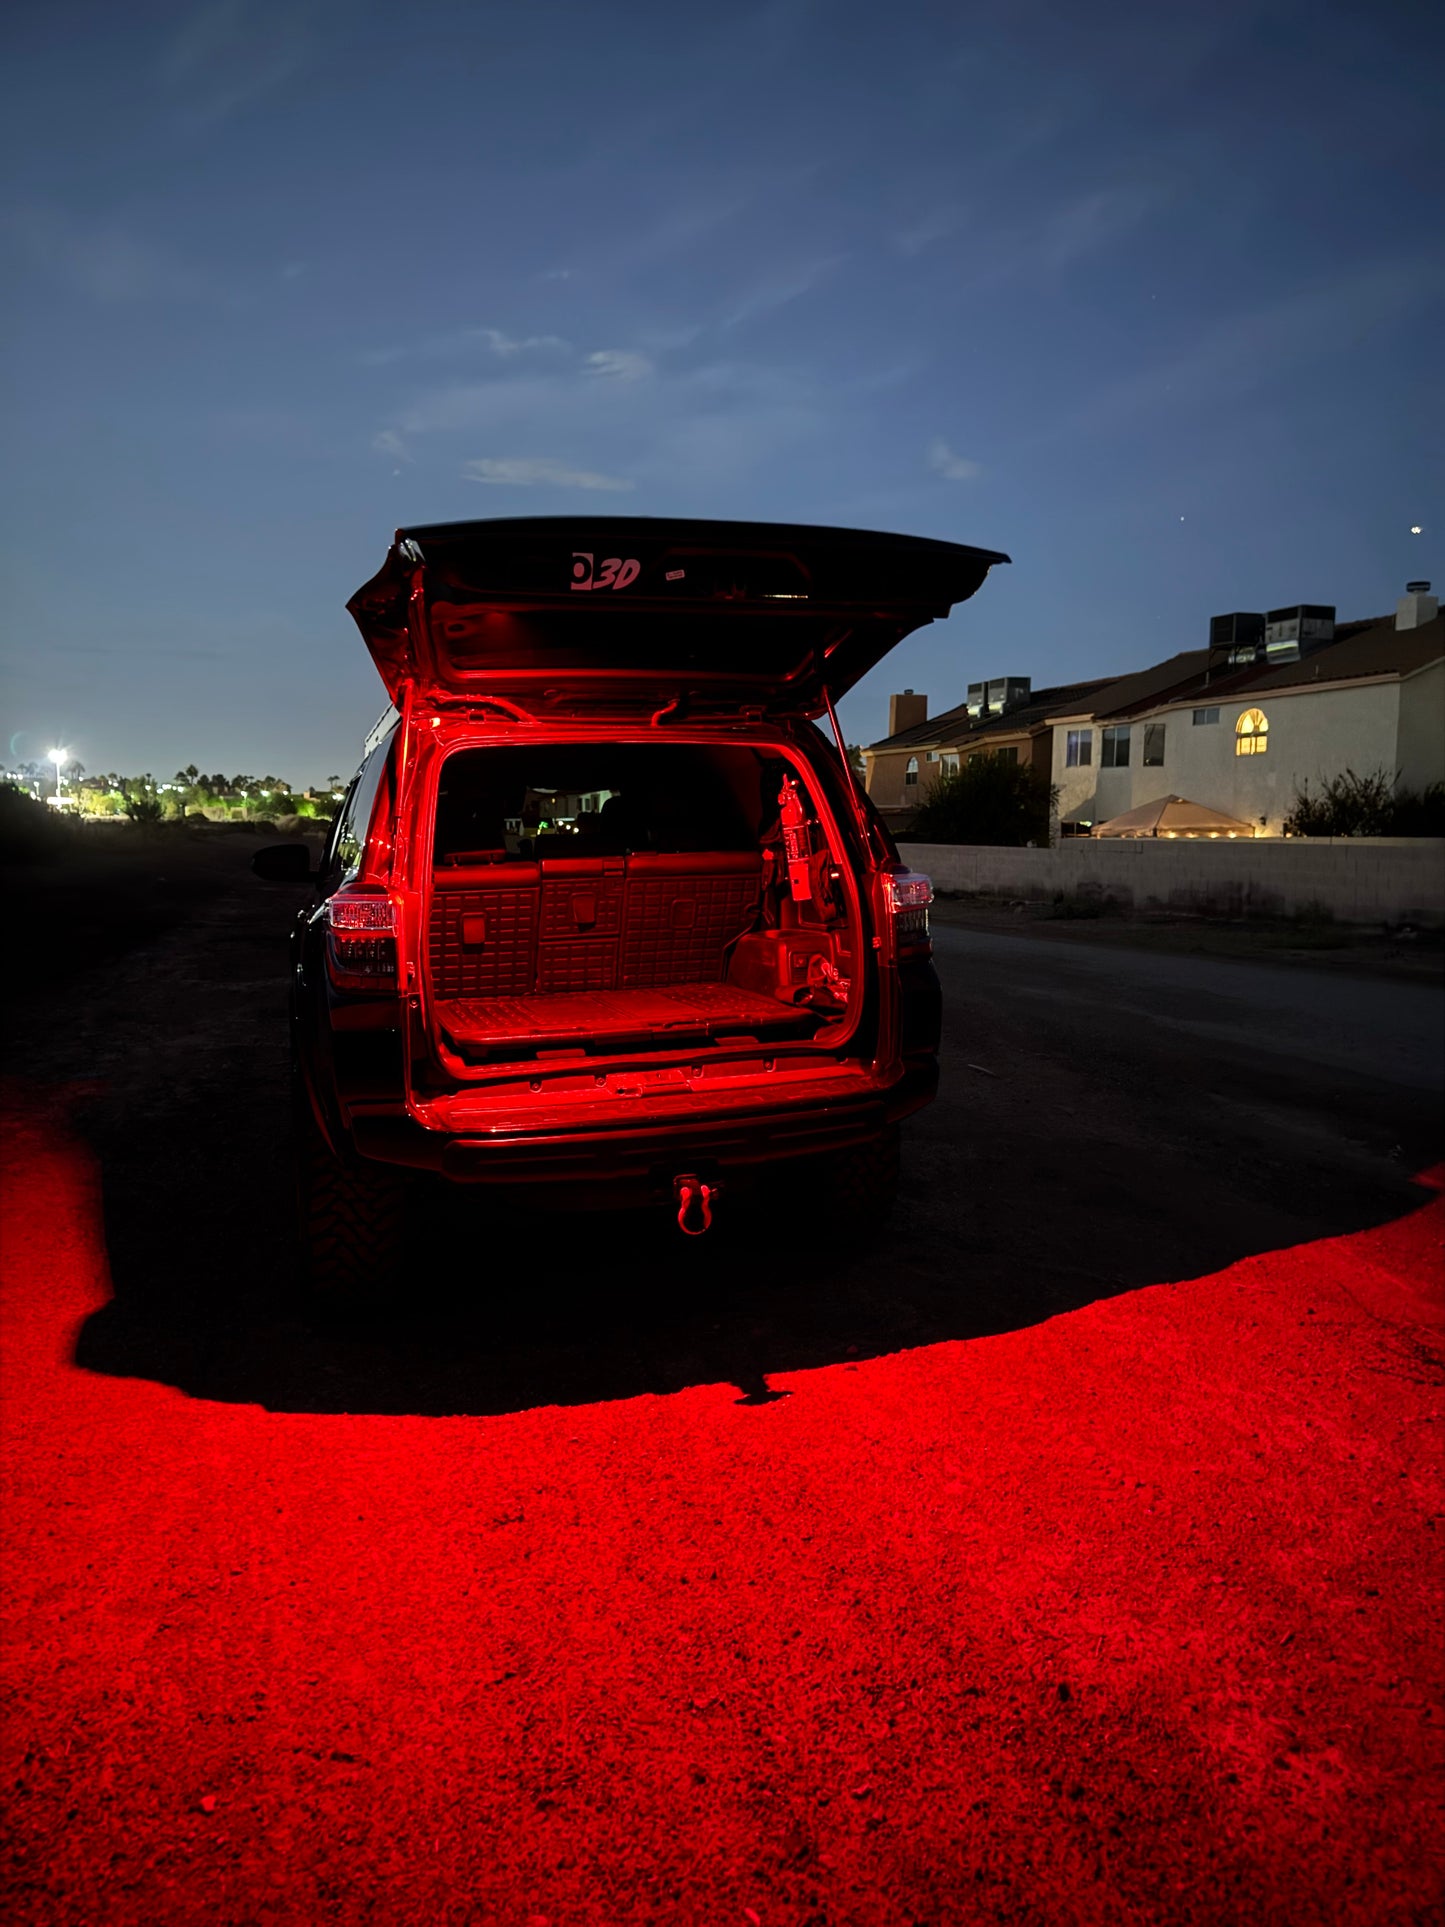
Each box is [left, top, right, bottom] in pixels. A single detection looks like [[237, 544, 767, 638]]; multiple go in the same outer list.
[[864, 675, 1115, 828], [867, 584, 1443, 840], [1049, 589, 1443, 837]]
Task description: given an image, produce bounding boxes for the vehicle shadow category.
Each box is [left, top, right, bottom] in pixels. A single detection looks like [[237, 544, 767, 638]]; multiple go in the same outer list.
[[71, 1056, 1435, 1419], [62, 858, 1442, 1418]]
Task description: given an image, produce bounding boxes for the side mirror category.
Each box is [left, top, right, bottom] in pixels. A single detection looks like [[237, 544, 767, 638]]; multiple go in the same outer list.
[[253, 843, 314, 882]]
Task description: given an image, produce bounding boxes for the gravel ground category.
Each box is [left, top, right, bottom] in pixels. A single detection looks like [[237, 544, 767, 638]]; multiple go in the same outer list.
[[2, 836, 1442, 1925]]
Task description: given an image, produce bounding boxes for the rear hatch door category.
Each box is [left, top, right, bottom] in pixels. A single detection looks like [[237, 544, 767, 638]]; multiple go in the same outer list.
[[347, 517, 1007, 715]]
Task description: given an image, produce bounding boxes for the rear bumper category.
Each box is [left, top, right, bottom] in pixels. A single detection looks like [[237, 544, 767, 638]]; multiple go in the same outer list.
[[348, 1057, 937, 1190]]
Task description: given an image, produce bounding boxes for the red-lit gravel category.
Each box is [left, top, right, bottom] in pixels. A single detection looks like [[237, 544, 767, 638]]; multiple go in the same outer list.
[[2, 1101, 1442, 1926]]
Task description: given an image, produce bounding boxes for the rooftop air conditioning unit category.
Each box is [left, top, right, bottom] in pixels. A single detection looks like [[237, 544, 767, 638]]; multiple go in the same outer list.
[[1209, 612, 1265, 652], [988, 676, 1031, 714], [1264, 604, 1335, 660], [968, 676, 1031, 718]]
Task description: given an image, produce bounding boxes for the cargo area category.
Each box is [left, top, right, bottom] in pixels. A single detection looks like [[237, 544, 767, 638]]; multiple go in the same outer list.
[[421, 742, 859, 1069]]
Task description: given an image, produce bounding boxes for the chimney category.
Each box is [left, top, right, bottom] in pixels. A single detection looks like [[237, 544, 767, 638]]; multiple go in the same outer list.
[[1397, 580, 1438, 630], [889, 688, 928, 735]]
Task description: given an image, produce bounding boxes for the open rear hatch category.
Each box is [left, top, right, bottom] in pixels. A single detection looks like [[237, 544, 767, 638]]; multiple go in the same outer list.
[[409, 737, 874, 1094], [347, 516, 1008, 714]]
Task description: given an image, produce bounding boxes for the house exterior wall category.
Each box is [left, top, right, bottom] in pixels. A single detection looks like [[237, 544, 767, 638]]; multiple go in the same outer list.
[[1160, 681, 1402, 833], [866, 748, 932, 810], [1050, 680, 1409, 835], [1396, 659, 1445, 792], [869, 724, 1055, 814], [903, 838, 1445, 926], [1051, 718, 1104, 828]]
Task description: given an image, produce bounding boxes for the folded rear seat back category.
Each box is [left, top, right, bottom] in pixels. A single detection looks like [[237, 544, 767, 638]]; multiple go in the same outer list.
[[537, 856, 625, 992], [620, 851, 764, 988], [429, 849, 764, 1004], [428, 861, 540, 998]]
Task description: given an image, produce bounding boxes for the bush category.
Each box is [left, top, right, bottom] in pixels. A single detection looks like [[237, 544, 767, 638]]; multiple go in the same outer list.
[[1387, 781, 1445, 837], [1285, 768, 1445, 838], [78, 788, 124, 818], [903, 757, 1059, 847]]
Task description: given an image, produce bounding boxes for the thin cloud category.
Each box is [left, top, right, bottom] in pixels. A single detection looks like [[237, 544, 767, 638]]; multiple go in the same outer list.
[[462, 457, 634, 492], [894, 208, 967, 258], [159, 0, 320, 133], [721, 254, 848, 330], [585, 350, 654, 382], [382, 357, 822, 490], [358, 326, 571, 369], [1032, 184, 1166, 276], [946, 182, 1169, 302], [372, 430, 413, 464], [1, 204, 213, 304], [474, 327, 571, 359], [928, 439, 982, 481], [395, 376, 565, 437], [1049, 253, 1445, 442]]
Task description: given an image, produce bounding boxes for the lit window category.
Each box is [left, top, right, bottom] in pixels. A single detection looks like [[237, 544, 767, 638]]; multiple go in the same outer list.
[[1065, 729, 1092, 768], [925, 750, 939, 762], [942, 752, 960, 774], [1143, 723, 1166, 767], [1192, 707, 1220, 725], [905, 756, 919, 786], [1101, 726, 1131, 768], [1235, 708, 1269, 757]]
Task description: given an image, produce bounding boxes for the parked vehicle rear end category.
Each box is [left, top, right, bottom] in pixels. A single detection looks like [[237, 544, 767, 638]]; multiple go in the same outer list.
[[256, 517, 1006, 1300]]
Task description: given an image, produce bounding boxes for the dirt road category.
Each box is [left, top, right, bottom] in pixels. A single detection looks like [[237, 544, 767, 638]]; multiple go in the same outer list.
[[2, 838, 1442, 1923]]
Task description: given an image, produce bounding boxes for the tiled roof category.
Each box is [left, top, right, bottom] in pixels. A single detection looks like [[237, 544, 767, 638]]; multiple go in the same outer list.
[[866, 677, 1116, 753], [1100, 614, 1441, 717], [1084, 652, 1211, 721], [867, 611, 1443, 750], [1230, 611, 1441, 694]]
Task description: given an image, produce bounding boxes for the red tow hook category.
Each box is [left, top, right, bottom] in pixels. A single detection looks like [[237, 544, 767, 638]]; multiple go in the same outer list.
[[674, 1174, 719, 1237]]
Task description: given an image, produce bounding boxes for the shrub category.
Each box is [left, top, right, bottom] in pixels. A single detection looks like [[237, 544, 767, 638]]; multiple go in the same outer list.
[[1387, 781, 1445, 837], [903, 757, 1059, 847], [1285, 768, 1445, 838]]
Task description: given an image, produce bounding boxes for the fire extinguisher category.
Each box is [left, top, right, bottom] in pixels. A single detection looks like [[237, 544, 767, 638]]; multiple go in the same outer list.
[[778, 774, 815, 903]]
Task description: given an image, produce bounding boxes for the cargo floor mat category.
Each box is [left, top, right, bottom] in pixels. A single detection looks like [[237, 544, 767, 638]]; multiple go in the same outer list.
[[436, 984, 813, 1054]]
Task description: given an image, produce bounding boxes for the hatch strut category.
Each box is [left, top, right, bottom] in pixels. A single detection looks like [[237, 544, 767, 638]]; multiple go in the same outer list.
[[461, 693, 540, 724], [820, 682, 877, 856]]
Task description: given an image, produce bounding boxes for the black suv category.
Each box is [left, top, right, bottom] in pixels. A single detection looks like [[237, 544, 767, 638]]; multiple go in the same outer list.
[[255, 517, 1006, 1298]]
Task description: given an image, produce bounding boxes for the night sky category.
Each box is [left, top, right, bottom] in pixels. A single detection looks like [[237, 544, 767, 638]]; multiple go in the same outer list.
[[2, 0, 1440, 785]]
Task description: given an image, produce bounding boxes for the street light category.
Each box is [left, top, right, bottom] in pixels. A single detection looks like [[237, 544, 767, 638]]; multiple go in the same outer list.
[[47, 746, 69, 804]]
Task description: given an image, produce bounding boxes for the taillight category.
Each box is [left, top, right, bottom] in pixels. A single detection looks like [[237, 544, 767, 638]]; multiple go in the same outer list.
[[883, 868, 933, 951], [325, 889, 399, 991]]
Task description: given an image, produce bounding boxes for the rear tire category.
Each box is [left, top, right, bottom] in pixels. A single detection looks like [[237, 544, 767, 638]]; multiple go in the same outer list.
[[294, 1095, 409, 1309]]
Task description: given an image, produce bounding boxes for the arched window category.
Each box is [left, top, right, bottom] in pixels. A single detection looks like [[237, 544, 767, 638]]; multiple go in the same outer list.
[[905, 756, 919, 786], [1235, 708, 1269, 757]]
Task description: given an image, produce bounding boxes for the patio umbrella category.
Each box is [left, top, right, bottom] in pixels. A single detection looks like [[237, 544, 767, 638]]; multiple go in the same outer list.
[[1092, 795, 1258, 838]]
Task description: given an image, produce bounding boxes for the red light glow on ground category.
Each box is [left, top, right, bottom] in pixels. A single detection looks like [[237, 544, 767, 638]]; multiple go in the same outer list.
[[2, 1097, 1442, 1924]]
